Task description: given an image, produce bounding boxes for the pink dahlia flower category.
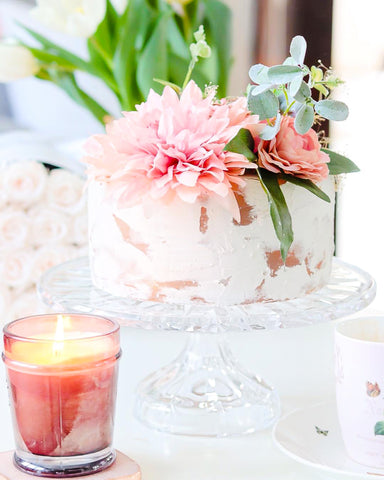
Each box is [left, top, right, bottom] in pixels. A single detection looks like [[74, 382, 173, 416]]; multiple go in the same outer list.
[[251, 115, 330, 183], [84, 81, 258, 221]]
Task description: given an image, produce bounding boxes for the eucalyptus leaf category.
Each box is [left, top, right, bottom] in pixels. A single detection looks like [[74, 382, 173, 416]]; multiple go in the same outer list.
[[289, 74, 303, 98], [290, 35, 307, 65], [249, 64, 269, 84], [295, 104, 314, 134], [283, 56, 297, 66], [259, 113, 282, 140], [294, 81, 311, 103], [257, 168, 294, 261], [322, 148, 360, 175], [225, 128, 256, 162], [279, 174, 331, 202], [374, 421, 384, 436], [250, 83, 274, 96], [247, 90, 279, 120], [267, 65, 302, 84], [315, 100, 349, 121]]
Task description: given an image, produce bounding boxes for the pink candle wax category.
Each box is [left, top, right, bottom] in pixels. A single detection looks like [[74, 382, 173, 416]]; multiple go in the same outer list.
[[3, 314, 120, 459]]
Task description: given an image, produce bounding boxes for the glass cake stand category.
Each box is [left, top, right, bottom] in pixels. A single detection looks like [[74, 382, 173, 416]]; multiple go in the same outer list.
[[38, 257, 375, 437]]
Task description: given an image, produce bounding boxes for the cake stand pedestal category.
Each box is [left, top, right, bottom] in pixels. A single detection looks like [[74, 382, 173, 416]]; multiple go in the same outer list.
[[38, 257, 375, 437]]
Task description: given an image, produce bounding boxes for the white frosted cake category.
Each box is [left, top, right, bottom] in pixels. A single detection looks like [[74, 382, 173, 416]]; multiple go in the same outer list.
[[88, 175, 335, 305]]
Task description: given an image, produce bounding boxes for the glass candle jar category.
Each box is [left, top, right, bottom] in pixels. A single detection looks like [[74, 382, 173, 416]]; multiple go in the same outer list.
[[2, 313, 121, 477]]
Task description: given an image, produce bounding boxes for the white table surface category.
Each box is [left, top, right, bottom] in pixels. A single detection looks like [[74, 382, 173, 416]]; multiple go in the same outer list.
[[0, 309, 382, 480]]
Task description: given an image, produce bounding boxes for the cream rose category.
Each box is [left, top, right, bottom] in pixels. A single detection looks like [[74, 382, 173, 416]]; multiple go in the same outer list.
[[9, 289, 49, 322], [0, 286, 11, 324], [0, 250, 33, 290], [71, 212, 88, 246], [31, 246, 73, 284], [46, 169, 86, 214], [30, 207, 69, 247], [0, 209, 29, 253], [3, 161, 48, 205]]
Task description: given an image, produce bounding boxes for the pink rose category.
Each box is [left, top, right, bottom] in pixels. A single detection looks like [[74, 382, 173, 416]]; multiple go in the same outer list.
[[252, 116, 330, 183]]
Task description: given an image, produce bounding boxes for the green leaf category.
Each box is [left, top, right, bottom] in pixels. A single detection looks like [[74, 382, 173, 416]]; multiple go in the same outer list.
[[136, 13, 170, 97], [153, 78, 181, 94], [25, 48, 76, 71], [315, 99, 349, 121], [278, 174, 331, 202], [225, 128, 256, 162], [314, 83, 329, 97], [267, 65, 302, 84], [257, 168, 294, 261], [290, 35, 307, 65], [248, 90, 279, 120], [294, 81, 311, 103], [374, 421, 384, 436], [113, 0, 155, 110], [50, 72, 110, 124], [202, 0, 232, 97], [167, 16, 190, 60], [20, 24, 93, 74], [295, 104, 314, 134], [322, 148, 360, 175]]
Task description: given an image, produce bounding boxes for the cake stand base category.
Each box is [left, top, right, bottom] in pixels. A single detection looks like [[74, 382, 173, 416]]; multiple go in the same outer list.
[[135, 333, 280, 437]]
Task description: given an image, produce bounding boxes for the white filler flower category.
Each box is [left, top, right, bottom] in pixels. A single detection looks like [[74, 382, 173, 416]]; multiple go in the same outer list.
[[0, 43, 39, 82], [32, 0, 107, 38]]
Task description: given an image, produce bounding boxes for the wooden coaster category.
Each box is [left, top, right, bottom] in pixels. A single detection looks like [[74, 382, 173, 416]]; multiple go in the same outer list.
[[0, 450, 141, 480]]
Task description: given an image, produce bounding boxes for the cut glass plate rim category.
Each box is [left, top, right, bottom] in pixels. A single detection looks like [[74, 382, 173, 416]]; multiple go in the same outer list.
[[273, 401, 384, 478], [38, 256, 376, 332]]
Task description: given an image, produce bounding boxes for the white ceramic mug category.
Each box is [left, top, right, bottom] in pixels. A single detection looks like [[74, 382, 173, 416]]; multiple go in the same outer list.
[[335, 316, 384, 467]]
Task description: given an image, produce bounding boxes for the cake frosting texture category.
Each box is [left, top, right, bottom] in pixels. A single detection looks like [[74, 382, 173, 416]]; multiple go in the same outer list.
[[88, 175, 335, 305]]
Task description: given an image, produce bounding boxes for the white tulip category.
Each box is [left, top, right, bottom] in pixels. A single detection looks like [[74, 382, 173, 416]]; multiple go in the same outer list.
[[31, 0, 107, 38], [0, 43, 39, 83]]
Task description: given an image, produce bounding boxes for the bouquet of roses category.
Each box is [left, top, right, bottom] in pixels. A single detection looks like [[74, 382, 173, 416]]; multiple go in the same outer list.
[[0, 160, 88, 323]]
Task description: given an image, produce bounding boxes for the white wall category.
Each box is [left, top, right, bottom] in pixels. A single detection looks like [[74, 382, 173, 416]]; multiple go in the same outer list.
[[332, 0, 384, 310]]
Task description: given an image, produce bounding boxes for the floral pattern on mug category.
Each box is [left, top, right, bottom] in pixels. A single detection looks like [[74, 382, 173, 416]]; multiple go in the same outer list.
[[367, 381, 381, 398]]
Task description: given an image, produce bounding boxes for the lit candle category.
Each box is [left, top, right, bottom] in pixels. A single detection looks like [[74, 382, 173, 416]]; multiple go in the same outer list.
[[2, 314, 121, 477]]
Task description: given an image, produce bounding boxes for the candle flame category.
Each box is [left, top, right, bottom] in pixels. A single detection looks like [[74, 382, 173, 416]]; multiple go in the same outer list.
[[52, 315, 71, 357]]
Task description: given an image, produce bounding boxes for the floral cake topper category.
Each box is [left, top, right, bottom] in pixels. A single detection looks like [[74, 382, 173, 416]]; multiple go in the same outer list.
[[84, 30, 358, 260]]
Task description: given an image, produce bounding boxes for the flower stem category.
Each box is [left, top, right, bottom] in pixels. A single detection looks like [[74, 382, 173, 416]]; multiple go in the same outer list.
[[182, 59, 196, 90]]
